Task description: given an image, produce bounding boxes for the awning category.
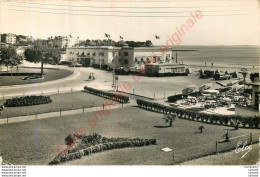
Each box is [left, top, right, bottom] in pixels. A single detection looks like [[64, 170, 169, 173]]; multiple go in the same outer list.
[[135, 57, 142, 62]]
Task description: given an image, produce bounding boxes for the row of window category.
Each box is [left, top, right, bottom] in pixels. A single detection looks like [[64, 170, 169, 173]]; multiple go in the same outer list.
[[70, 50, 129, 57], [76, 58, 104, 63]]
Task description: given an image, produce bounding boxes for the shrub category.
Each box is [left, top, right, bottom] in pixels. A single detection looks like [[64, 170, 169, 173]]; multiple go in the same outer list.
[[248, 117, 254, 128], [50, 133, 157, 165], [4, 95, 52, 107], [84, 86, 129, 103]]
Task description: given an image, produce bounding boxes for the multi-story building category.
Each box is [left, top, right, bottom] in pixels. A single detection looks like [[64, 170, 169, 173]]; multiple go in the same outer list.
[[235, 73, 259, 117], [6, 33, 16, 44], [65, 46, 174, 68], [66, 46, 121, 68], [47, 36, 80, 49], [119, 47, 173, 68]]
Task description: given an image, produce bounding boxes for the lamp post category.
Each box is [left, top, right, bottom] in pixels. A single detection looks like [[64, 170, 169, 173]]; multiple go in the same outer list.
[[106, 33, 118, 91]]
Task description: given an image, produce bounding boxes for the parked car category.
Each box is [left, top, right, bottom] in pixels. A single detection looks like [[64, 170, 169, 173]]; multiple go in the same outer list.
[[70, 62, 82, 67], [215, 73, 231, 80]]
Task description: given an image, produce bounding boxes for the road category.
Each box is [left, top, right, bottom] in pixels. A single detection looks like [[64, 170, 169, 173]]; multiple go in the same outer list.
[[0, 67, 114, 99]]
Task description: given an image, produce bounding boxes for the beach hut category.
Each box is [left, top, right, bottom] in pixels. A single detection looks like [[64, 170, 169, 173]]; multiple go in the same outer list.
[[198, 69, 204, 76], [186, 67, 192, 74], [231, 71, 238, 78]]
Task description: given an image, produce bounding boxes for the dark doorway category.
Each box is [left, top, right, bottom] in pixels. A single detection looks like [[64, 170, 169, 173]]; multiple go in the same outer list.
[[255, 91, 259, 109], [81, 58, 91, 67]]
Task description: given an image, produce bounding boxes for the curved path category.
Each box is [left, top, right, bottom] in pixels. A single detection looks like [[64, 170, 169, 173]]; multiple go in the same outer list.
[[0, 67, 114, 99]]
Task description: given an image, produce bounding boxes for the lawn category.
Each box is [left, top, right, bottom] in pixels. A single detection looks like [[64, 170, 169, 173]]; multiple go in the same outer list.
[[180, 143, 260, 165], [0, 106, 259, 165], [0, 68, 73, 86], [0, 91, 115, 118]]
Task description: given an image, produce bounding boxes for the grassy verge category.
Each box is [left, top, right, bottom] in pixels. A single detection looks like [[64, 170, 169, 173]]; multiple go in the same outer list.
[[0, 91, 114, 118], [0, 68, 72, 86], [180, 143, 260, 165], [0, 107, 258, 165]]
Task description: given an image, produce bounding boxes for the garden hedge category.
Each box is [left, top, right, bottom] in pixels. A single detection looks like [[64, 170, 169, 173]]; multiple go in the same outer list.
[[4, 95, 52, 107], [136, 99, 260, 129], [84, 86, 129, 103], [50, 133, 156, 165]]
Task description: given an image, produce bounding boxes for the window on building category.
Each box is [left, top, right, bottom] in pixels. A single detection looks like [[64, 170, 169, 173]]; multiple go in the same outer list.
[[152, 56, 158, 63], [146, 57, 151, 63], [124, 52, 128, 56], [119, 52, 121, 56], [124, 59, 128, 64]]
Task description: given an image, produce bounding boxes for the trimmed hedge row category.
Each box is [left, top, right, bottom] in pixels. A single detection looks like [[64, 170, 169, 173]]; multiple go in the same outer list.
[[50, 138, 156, 165], [4, 95, 52, 107], [136, 99, 260, 129], [84, 86, 129, 103]]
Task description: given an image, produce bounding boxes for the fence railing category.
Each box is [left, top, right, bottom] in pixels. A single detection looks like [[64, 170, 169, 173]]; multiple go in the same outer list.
[[173, 132, 260, 164]]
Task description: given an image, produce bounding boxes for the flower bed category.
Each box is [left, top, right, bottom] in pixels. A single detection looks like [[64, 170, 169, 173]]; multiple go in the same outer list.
[[84, 86, 129, 103], [4, 95, 52, 107], [50, 133, 156, 165], [136, 99, 260, 129]]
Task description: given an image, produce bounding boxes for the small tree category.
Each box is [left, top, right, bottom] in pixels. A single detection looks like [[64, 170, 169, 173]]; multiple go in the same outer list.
[[234, 121, 240, 130], [163, 114, 177, 127], [24, 44, 61, 76], [198, 125, 204, 133], [0, 47, 22, 74], [223, 131, 230, 142]]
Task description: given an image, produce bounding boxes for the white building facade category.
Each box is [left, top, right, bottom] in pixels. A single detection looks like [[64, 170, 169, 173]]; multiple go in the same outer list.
[[65, 46, 173, 69], [6, 33, 16, 44]]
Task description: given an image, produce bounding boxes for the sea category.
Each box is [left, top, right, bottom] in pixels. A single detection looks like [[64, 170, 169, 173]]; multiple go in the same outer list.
[[169, 45, 260, 72]]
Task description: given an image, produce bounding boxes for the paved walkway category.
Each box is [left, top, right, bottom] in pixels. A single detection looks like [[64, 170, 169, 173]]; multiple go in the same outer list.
[[0, 102, 135, 125]]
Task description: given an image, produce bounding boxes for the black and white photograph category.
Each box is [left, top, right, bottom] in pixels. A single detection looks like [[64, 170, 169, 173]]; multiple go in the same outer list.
[[0, 0, 259, 176]]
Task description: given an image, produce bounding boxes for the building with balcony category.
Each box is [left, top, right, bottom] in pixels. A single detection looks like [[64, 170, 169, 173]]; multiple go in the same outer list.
[[65, 46, 121, 68]]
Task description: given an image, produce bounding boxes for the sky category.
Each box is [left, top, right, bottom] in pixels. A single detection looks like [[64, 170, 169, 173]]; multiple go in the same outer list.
[[0, 0, 259, 45]]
